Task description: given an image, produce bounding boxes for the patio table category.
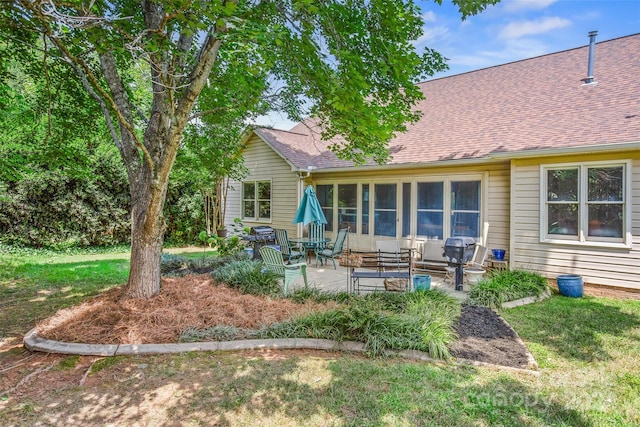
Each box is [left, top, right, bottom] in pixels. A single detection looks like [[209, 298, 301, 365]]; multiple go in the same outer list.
[[290, 237, 331, 264]]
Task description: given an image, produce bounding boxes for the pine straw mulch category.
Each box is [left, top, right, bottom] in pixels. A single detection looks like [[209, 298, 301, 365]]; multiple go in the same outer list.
[[36, 274, 338, 345]]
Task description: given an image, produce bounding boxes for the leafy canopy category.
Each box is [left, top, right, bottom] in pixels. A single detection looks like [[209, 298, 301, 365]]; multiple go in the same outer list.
[[1, 0, 498, 165]]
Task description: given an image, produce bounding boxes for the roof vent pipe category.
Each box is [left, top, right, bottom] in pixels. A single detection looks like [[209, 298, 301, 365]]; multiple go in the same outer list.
[[584, 30, 598, 84]]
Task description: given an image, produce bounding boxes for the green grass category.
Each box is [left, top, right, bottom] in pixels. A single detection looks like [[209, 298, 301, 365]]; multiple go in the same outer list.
[[498, 296, 640, 426], [0, 251, 131, 336]]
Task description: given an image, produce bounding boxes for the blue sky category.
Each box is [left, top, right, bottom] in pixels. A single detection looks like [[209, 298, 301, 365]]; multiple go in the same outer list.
[[418, 0, 639, 77], [255, 0, 639, 129]]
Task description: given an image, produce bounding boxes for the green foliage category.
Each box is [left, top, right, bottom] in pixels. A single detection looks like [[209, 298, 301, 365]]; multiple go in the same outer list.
[[163, 179, 206, 246], [214, 234, 245, 257], [0, 42, 132, 248], [160, 252, 248, 275], [287, 287, 349, 304], [467, 269, 550, 308], [0, 243, 131, 257], [212, 258, 281, 296], [267, 290, 460, 359], [160, 253, 192, 274]]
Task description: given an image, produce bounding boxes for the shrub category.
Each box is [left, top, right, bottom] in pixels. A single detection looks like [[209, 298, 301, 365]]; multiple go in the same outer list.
[[212, 258, 280, 295], [161, 252, 249, 276], [160, 254, 191, 274], [467, 269, 549, 308]]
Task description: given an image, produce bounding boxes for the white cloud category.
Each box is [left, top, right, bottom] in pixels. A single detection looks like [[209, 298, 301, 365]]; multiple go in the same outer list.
[[422, 11, 436, 23], [503, 0, 558, 13], [415, 25, 450, 46], [446, 38, 550, 71], [499, 16, 571, 39]]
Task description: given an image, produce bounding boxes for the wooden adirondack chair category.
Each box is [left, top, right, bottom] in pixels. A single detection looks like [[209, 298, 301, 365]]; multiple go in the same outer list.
[[259, 246, 308, 294], [274, 228, 304, 264], [315, 228, 349, 268]]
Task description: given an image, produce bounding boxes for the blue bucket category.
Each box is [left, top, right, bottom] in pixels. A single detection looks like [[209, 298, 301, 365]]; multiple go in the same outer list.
[[243, 247, 254, 258], [491, 249, 506, 261], [413, 274, 431, 291], [557, 275, 583, 298]]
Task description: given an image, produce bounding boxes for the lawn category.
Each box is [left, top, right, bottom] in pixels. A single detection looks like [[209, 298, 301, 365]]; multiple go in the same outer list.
[[1, 248, 639, 426]]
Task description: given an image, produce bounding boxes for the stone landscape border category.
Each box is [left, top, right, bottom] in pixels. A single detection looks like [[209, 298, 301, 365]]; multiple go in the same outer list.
[[24, 327, 540, 377]]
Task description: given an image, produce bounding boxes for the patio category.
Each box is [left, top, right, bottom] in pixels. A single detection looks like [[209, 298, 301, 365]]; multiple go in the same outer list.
[[289, 262, 469, 302]]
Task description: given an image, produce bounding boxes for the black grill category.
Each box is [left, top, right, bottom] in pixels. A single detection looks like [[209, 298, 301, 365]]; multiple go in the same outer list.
[[444, 236, 476, 291], [243, 226, 276, 259]]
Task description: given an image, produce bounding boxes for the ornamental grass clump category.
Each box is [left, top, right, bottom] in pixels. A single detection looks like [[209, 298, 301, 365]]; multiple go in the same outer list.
[[263, 289, 460, 359], [467, 269, 549, 308], [212, 258, 281, 296]]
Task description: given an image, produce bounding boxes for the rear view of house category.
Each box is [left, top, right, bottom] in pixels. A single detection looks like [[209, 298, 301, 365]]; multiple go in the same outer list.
[[227, 32, 640, 298]]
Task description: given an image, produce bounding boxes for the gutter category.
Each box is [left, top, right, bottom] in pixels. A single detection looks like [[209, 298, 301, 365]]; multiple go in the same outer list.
[[307, 156, 495, 174], [302, 141, 640, 174], [488, 140, 640, 160]]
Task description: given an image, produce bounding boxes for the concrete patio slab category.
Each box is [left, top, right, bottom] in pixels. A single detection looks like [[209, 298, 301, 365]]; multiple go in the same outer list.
[[290, 262, 469, 302]]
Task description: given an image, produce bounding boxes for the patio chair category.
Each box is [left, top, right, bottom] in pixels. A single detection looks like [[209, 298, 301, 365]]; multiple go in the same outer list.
[[259, 246, 307, 294], [315, 227, 349, 268], [444, 244, 489, 285], [413, 239, 447, 273], [274, 228, 304, 264]]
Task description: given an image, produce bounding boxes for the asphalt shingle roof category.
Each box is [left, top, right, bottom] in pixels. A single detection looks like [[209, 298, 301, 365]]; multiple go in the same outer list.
[[255, 33, 640, 170]]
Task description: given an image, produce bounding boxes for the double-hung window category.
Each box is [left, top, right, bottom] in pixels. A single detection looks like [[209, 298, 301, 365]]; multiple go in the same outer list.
[[242, 180, 271, 221], [542, 161, 628, 245]]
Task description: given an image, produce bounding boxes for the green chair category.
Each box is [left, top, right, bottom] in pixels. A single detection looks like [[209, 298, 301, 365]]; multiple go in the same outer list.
[[259, 246, 308, 294], [316, 228, 349, 268], [274, 228, 304, 264]]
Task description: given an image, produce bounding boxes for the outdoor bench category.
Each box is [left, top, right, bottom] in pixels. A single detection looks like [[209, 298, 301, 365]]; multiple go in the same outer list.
[[412, 239, 448, 274], [347, 248, 414, 293]]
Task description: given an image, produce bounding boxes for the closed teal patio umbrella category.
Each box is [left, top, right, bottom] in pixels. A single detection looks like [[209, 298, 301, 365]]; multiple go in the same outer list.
[[293, 186, 328, 226]]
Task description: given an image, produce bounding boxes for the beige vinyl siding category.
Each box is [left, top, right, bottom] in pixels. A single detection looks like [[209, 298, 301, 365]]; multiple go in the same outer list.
[[485, 164, 510, 255], [511, 152, 640, 291], [227, 135, 300, 236]]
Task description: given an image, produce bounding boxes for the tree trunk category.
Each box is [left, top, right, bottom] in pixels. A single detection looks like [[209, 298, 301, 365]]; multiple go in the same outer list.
[[127, 223, 164, 298], [123, 166, 168, 298]]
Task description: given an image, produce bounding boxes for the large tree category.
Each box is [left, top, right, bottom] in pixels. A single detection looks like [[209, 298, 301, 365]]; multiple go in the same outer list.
[[0, 0, 497, 298]]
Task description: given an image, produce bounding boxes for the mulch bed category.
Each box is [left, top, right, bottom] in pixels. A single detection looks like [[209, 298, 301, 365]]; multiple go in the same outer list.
[[34, 274, 532, 369], [450, 305, 532, 369]]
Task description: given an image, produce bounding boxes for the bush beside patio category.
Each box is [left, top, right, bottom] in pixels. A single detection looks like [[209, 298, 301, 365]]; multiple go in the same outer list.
[[467, 269, 550, 308]]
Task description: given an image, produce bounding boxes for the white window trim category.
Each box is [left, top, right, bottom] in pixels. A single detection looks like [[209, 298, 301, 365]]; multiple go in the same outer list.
[[242, 179, 272, 223], [539, 160, 631, 248]]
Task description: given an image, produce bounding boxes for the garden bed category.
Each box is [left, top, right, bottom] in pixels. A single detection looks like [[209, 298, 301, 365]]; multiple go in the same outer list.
[[33, 274, 532, 368]]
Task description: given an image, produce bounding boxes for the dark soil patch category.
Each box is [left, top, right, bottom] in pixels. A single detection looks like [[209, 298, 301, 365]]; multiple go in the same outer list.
[[450, 305, 532, 369]]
